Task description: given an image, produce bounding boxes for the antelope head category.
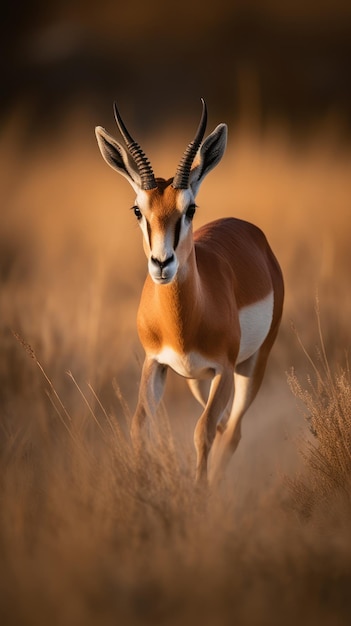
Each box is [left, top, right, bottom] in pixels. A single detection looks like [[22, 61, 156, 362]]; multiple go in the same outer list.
[[95, 99, 227, 285]]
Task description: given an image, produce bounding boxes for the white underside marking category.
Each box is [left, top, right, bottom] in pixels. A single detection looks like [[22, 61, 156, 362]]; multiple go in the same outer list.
[[237, 291, 274, 364], [153, 291, 274, 377], [154, 348, 218, 379]]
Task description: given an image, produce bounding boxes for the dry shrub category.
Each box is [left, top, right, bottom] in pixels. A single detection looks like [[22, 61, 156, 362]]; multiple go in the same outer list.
[[288, 305, 351, 518]]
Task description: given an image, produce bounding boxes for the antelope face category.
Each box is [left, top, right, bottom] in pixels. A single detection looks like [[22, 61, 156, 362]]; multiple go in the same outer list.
[[134, 185, 196, 285], [95, 99, 227, 284]]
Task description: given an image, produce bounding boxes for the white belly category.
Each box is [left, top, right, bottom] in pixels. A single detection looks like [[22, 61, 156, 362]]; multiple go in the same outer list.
[[155, 347, 217, 379], [237, 291, 274, 364]]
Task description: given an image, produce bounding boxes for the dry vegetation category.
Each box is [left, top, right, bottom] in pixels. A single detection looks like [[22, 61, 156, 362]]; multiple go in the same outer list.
[[288, 307, 351, 518], [1, 110, 351, 624]]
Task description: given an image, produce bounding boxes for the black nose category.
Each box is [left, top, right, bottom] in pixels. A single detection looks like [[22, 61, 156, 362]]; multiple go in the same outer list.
[[151, 254, 174, 270]]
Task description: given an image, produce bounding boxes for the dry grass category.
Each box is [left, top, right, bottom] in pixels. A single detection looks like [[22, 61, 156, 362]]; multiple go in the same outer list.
[[1, 342, 351, 626], [288, 305, 351, 519], [1, 111, 351, 624]]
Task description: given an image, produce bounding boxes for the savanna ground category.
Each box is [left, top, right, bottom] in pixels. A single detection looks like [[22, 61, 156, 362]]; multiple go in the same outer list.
[[1, 108, 351, 625]]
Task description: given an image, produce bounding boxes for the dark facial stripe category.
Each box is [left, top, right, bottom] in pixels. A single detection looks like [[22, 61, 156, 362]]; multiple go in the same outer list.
[[174, 218, 182, 250], [146, 220, 152, 248]]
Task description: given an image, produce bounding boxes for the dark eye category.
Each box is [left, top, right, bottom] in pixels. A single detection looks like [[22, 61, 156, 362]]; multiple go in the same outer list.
[[133, 206, 142, 220], [185, 204, 196, 221]]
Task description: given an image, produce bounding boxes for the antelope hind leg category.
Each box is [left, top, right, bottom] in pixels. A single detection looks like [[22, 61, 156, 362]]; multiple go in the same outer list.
[[209, 349, 268, 485], [193, 368, 234, 485]]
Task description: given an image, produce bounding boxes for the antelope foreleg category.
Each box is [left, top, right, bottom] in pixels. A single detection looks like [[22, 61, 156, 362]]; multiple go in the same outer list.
[[131, 357, 167, 452], [193, 368, 234, 485]]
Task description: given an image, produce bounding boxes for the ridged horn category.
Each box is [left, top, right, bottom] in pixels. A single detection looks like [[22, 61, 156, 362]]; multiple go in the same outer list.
[[172, 98, 208, 189], [113, 102, 157, 190]]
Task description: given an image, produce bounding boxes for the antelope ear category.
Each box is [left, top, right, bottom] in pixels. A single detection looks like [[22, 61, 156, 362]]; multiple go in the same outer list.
[[95, 126, 142, 193], [189, 123, 227, 196]]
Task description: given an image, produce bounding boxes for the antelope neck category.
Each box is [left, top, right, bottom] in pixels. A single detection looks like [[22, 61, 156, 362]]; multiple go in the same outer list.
[[156, 247, 200, 319]]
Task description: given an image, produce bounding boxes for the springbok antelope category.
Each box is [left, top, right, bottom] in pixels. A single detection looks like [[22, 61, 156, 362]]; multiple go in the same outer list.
[[95, 99, 284, 485]]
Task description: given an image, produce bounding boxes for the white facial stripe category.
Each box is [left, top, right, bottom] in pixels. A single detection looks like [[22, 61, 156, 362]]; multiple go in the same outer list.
[[176, 189, 195, 212], [134, 190, 151, 245], [135, 189, 150, 212], [237, 291, 274, 364]]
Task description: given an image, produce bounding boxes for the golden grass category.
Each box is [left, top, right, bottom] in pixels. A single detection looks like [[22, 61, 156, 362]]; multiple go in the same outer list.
[[288, 305, 351, 518], [1, 343, 351, 625], [1, 112, 351, 624]]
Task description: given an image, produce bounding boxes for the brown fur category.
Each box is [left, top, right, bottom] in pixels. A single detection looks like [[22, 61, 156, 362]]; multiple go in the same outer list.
[[95, 116, 284, 484], [137, 217, 283, 367]]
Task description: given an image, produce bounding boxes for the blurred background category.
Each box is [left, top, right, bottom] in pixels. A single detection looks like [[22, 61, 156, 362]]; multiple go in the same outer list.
[[1, 0, 351, 468], [1, 6, 351, 623], [2, 0, 351, 136]]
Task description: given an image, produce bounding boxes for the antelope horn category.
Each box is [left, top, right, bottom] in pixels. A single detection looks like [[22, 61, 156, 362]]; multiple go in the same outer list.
[[113, 102, 157, 190], [172, 98, 208, 189]]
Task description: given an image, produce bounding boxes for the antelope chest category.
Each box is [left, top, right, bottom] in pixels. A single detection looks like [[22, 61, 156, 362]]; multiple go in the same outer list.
[[153, 292, 274, 376]]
